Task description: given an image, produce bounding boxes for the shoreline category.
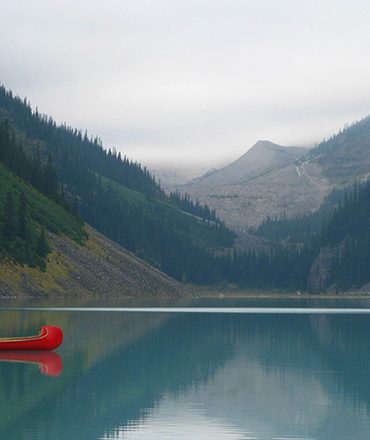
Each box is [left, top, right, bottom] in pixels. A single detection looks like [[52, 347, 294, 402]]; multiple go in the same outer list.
[[1, 283, 369, 301], [188, 286, 370, 300]]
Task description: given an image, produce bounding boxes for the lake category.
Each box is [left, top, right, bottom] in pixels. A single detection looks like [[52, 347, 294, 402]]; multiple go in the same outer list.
[[0, 297, 370, 439]]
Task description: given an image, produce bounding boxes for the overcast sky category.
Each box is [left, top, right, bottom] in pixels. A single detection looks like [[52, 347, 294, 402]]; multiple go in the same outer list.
[[1, 0, 370, 168]]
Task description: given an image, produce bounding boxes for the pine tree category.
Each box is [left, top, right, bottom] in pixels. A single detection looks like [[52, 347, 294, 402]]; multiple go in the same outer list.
[[17, 191, 28, 241], [37, 227, 48, 258], [44, 154, 58, 200], [2, 191, 16, 241]]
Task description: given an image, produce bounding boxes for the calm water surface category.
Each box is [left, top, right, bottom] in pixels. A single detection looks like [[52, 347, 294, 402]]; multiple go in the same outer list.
[[0, 297, 370, 439]]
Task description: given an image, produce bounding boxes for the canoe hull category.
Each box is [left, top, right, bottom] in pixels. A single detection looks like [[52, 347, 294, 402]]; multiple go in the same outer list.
[[0, 326, 63, 351]]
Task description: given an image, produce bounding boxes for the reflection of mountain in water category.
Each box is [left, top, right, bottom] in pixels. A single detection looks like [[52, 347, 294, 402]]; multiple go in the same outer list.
[[0, 311, 370, 439], [182, 315, 370, 440]]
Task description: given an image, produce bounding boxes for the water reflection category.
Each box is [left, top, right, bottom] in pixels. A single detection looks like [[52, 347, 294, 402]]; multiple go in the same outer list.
[[0, 351, 63, 376], [0, 302, 369, 439]]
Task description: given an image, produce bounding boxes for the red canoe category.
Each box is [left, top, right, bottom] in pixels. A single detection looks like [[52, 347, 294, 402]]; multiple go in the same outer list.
[[0, 326, 63, 351]]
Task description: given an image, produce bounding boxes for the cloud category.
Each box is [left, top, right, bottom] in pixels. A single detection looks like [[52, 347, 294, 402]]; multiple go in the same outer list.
[[1, 0, 370, 167]]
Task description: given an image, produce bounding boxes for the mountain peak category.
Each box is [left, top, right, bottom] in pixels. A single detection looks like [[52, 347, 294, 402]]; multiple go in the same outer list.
[[183, 139, 308, 198], [248, 140, 282, 153], [254, 139, 276, 147], [243, 140, 308, 161]]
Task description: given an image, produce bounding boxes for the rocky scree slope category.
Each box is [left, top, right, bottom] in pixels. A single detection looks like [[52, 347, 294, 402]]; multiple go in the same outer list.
[[180, 140, 320, 231], [0, 226, 187, 298], [180, 121, 370, 233]]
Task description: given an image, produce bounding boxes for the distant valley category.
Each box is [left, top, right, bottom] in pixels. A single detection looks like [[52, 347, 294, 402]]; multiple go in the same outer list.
[[150, 165, 210, 190]]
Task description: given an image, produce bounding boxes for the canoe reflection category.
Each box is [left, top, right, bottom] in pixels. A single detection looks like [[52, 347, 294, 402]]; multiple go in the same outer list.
[[0, 351, 63, 376]]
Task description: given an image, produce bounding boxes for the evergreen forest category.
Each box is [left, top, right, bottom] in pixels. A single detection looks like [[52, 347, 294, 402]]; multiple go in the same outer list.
[[0, 85, 234, 283], [0, 84, 369, 292]]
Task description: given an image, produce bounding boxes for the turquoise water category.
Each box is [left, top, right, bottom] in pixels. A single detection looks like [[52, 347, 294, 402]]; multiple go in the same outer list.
[[0, 298, 370, 439]]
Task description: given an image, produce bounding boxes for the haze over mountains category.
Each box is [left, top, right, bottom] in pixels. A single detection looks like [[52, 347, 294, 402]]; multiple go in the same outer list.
[[150, 165, 210, 189], [177, 121, 370, 232], [0, 83, 369, 294]]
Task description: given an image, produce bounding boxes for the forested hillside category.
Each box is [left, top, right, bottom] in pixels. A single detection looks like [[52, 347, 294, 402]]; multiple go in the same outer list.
[[308, 116, 370, 181], [0, 121, 86, 271], [251, 186, 349, 244], [312, 181, 370, 291], [0, 112, 187, 296], [0, 85, 235, 284], [225, 181, 370, 292]]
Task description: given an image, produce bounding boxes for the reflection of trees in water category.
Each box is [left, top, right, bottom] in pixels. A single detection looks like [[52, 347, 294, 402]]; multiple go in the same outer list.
[[238, 313, 370, 410], [0, 313, 234, 440], [189, 314, 370, 440], [59, 314, 234, 440], [310, 314, 370, 405], [0, 312, 370, 439]]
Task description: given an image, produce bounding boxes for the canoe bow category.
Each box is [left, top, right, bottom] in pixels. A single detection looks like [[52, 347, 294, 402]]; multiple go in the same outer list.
[[0, 326, 63, 351]]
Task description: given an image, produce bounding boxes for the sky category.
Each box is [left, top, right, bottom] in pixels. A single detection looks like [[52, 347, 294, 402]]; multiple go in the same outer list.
[[1, 0, 370, 169]]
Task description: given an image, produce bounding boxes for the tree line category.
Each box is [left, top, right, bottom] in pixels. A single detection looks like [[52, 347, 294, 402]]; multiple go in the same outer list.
[[0, 85, 163, 198], [169, 191, 219, 222], [229, 181, 370, 292], [319, 181, 370, 290], [0, 120, 77, 214]]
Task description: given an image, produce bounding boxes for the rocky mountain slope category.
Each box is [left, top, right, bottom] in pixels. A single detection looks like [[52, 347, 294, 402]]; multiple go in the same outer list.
[[191, 141, 307, 186], [180, 141, 324, 231], [0, 226, 187, 298], [0, 151, 186, 298], [180, 121, 370, 232]]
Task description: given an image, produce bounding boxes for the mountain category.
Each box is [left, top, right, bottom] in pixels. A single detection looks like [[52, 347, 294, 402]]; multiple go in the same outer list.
[[2, 83, 368, 294], [222, 178, 370, 293], [307, 180, 370, 292], [0, 85, 235, 285], [181, 119, 370, 232], [0, 159, 185, 297], [307, 117, 370, 181], [191, 140, 307, 186], [181, 141, 316, 231], [0, 226, 186, 298]]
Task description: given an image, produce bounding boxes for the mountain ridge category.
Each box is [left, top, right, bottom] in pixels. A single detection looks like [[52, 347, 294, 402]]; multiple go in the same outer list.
[[0, 160, 186, 297], [180, 140, 319, 231], [0, 85, 235, 284], [180, 120, 370, 232], [188, 141, 307, 187]]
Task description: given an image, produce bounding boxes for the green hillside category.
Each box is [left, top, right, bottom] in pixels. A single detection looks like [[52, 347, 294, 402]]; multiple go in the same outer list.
[[0, 164, 186, 297], [0, 164, 85, 241], [0, 162, 86, 270], [0, 85, 235, 284]]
